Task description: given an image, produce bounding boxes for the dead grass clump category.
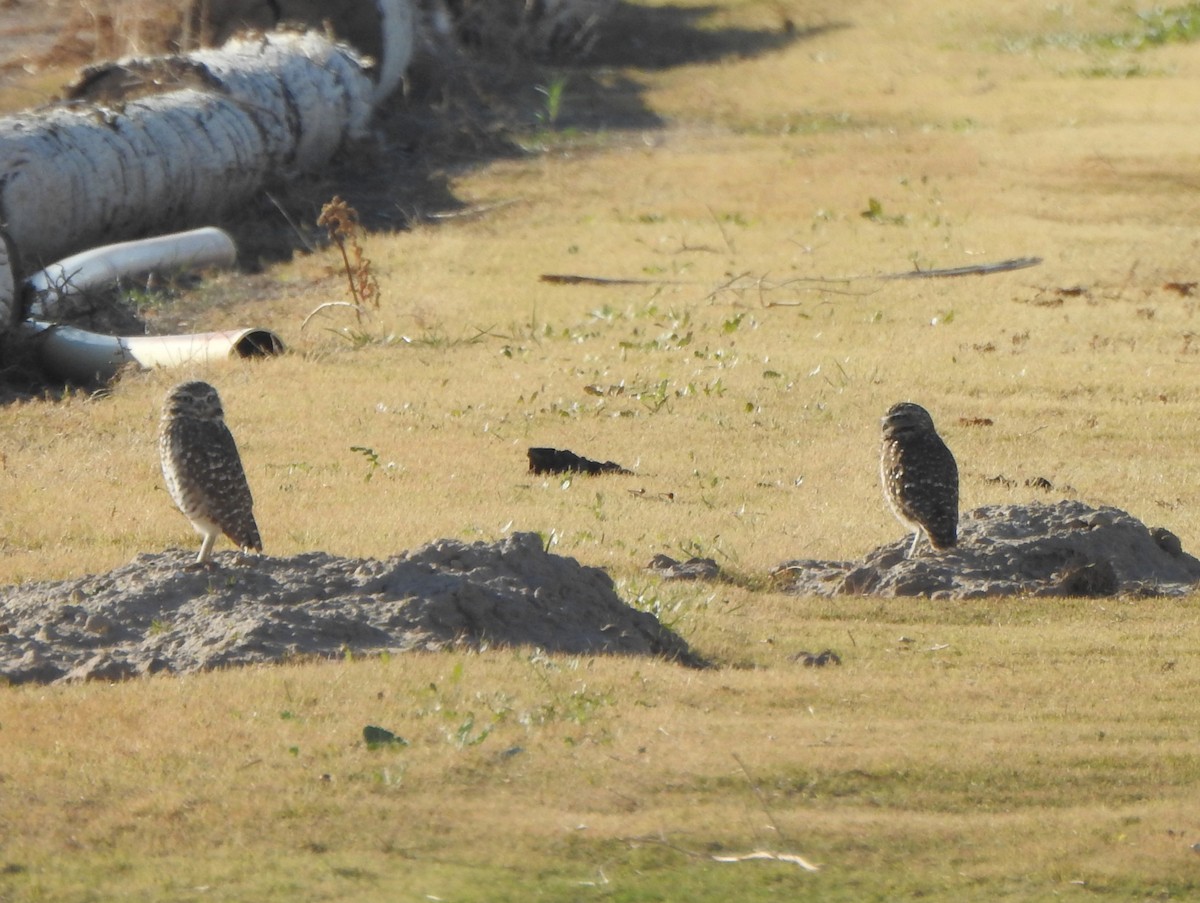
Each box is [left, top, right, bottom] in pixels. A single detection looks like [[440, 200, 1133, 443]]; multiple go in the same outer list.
[[303, 196, 382, 332], [42, 0, 194, 67]]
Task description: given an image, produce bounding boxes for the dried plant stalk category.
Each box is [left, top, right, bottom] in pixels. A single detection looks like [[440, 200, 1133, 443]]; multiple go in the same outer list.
[[314, 196, 381, 326]]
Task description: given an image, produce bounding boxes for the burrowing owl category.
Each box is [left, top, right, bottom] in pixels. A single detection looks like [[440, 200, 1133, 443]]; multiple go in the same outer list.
[[159, 380, 262, 564], [880, 401, 958, 557]]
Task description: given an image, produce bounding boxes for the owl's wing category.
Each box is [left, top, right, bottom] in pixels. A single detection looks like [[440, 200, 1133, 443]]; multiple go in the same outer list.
[[202, 424, 262, 551]]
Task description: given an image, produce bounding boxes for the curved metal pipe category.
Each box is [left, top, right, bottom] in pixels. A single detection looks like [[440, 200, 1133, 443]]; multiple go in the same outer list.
[[19, 320, 284, 384]]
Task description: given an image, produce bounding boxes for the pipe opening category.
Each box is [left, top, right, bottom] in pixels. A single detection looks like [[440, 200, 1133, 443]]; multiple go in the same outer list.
[[233, 329, 285, 358]]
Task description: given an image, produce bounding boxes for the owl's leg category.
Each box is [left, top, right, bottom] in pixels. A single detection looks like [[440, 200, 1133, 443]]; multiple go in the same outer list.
[[197, 530, 217, 565], [908, 530, 922, 558]]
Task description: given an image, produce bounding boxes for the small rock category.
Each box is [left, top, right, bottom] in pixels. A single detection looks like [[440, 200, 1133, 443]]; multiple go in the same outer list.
[[362, 725, 408, 748], [4, 648, 66, 685], [65, 653, 137, 683], [790, 649, 841, 667], [647, 554, 720, 581], [84, 614, 113, 636], [1047, 558, 1118, 598], [1152, 527, 1183, 558], [137, 656, 172, 676]]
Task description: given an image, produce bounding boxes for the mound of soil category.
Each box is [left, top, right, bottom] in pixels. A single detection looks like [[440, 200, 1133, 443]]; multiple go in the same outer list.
[[0, 532, 703, 685], [775, 500, 1200, 599]]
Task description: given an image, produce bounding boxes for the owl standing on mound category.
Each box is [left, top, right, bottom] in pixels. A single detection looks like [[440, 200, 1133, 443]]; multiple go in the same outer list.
[[159, 380, 262, 564], [880, 401, 958, 557]]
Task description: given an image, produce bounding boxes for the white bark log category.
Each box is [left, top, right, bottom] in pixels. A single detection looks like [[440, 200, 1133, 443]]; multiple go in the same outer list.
[[0, 29, 375, 275], [0, 0, 630, 345], [0, 1, 417, 340]]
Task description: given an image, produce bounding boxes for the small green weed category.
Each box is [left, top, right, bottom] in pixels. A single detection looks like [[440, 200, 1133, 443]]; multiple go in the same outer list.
[[349, 445, 397, 481], [860, 197, 907, 225], [1003, 3, 1200, 55], [535, 75, 568, 125], [1103, 3, 1200, 48]]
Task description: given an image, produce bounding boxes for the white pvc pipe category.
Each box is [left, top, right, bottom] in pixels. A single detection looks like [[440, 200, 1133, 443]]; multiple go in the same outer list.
[[374, 0, 417, 104], [19, 321, 284, 384], [25, 227, 238, 320], [0, 230, 15, 334]]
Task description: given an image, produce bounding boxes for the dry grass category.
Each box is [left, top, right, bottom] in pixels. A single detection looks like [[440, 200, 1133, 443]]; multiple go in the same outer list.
[[4, 0, 1200, 898]]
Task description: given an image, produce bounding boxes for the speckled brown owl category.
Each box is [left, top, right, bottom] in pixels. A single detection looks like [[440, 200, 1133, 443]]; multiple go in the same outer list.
[[159, 380, 262, 564], [880, 401, 958, 557]]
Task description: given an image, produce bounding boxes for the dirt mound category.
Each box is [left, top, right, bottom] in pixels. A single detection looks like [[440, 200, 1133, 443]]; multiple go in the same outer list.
[[775, 500, 1200, 599], [0, 532, 703, 685]]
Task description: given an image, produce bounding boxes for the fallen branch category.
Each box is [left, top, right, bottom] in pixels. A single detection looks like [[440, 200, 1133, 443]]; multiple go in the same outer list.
[[711, 850, 820, 871], [540, 257, 1043, 293], [539, 273, 694, 286], [424, 199, 525, 223], [301, 302, 362, 332], [878, 256, 1043, 279], [3, 31, 379, 273]]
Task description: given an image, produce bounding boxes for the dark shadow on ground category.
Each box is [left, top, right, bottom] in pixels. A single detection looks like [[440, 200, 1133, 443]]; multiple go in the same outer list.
[[222, 3, 848, 261], [0, 3, 846, 396], [589, 2, 844, 69]]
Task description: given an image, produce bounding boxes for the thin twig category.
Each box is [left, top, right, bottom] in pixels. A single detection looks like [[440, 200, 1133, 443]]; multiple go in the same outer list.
[[264, 191, 315, 253], [877, 256, 1042, 279], [701, 270, 755, 303], [761, 287, 876, 306], [732, 752, 785, 840], [542, 257, 1042, 295], [706, 204, 736, 254], [662, 241, 725, 255], [423, 198, 524, 222], [623, 833, 819, 872], [300, 301, 359, 331], [540, 273, 695, 286], [712, 850, 820, 871]]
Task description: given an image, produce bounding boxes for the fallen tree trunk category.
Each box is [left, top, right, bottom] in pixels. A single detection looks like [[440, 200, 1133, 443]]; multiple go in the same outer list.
[[0, 1, 416, 341], [0, 0, 623, 355], [1, 30, 377, 273]]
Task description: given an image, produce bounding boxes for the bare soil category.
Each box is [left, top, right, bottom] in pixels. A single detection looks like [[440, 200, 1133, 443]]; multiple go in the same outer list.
[[0, 532, 701, 685]]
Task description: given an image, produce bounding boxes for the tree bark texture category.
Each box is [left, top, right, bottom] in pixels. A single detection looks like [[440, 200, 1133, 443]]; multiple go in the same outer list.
[[0, 0, 416, 336]]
